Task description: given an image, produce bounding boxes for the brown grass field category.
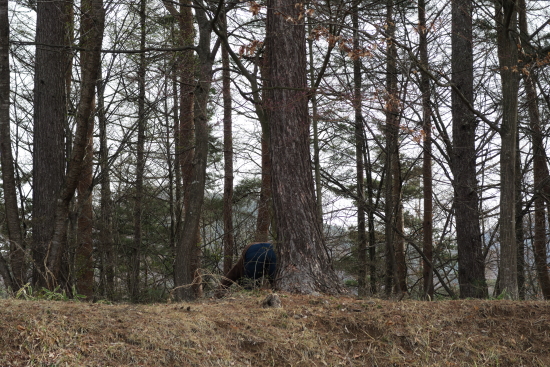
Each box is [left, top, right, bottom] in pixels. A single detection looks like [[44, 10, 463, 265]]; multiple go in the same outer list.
[[1, 291, 550, 366]]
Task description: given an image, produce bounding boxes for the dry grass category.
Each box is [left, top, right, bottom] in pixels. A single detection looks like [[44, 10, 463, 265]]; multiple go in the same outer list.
[[1, 291, 550, 366]]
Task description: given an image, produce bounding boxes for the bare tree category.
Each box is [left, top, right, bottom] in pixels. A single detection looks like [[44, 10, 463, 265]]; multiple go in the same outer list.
[[352, 0, 368, 297], [496, 0, 520, 299], [384, 0, 406, 295], [129, 0, 147, 302], [75, 100, 95, 299], [450, 0, 487, 298], [173, 0, 219, 301], [0, 0, 17, 290], [32, 0, 71, 288], [45, 0, 104, 289], [419, 0, 433, 299], [222, 19, 235, 274]]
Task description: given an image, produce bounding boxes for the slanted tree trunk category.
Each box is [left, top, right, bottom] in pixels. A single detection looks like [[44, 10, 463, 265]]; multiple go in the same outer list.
[[451, 0, 487, 298], [46, 0, 104, 289], [0, 0, 19, 291], [32, 0, 70, 288], [222, 30, 235, 274], [496, 0, 520, 300], [265, 0, 343, 294], [419, 0, 434, 300]]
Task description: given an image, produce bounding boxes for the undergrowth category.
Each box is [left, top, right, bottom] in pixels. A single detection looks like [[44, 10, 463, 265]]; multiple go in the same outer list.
[[1, 291, 549, 366]]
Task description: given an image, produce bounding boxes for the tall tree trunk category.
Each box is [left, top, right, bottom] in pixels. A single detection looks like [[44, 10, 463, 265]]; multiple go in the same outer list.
[[419, 0, 434, 300], [496, 0, 520, 300], [164, 0, 204, 301], [518, 0, 550, 299], [176, 0, 196, 263], [73, 0, 99, 299], [130, 0, 147, 302], [384, 0, 405, 295], [222, 30, 235, 274], [75, 101, 95, 300], [97, 75, 115, 300], [265, 0, 343, 294], [0, 0, 19, 291], [32, 0, 69, 288], [352, 0, 367, 297], [451, 0, 487, 298], [46, 0, 104, 289], [173, 3, 215, 301]]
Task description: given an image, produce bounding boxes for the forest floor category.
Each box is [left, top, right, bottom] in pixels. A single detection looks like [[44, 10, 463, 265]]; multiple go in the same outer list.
[[1, 291, 550, 366]]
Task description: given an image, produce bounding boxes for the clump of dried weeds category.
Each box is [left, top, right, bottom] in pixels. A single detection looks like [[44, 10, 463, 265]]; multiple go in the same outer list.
[[1, 291, 549, 366]]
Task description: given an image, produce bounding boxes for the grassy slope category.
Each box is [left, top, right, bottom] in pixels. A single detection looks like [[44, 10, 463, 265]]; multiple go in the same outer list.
[[1, 292, 549, 366]]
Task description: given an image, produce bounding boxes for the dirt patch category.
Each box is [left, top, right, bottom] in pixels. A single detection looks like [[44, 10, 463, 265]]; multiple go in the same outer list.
[[1, 293, 549, 366]]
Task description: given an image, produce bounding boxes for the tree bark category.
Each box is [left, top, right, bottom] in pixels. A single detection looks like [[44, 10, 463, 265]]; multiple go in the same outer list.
[[496, 0, 520, 300], [419, 0, 434, 300], [173, 3, 216, 301], [222, 29, 235, 274], [0, 0, 19, 291], [451, 0, 487, 298], [32, 0, 69, 288], [384, 0, 405, 295], [265, 0, 343, 294], [45, 0, 104, 289], [75, 100, 95, 300]]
